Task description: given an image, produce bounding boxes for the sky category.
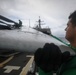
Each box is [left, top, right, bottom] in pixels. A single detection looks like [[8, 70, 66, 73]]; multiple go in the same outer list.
[[0, 0, 76, 37]]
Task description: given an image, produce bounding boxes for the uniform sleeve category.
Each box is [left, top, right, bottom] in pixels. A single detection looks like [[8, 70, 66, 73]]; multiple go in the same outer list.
[[62, 69, 76, 75]]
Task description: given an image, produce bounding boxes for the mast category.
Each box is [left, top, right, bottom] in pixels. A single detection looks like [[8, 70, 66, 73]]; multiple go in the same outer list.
[[36, 16, 44, 29]]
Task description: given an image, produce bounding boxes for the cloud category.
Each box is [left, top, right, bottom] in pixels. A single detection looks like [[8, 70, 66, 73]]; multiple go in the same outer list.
[[0, 0, 76, 36]]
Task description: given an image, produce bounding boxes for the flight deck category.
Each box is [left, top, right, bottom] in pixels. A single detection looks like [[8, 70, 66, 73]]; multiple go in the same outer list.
[[0, 52, 34, 75]]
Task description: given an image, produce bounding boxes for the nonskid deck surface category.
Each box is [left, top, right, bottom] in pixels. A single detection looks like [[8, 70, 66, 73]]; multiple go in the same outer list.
[[0, 51, 34, 75]]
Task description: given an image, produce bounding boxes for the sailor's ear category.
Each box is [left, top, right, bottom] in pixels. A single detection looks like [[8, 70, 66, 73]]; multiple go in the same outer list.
[[75, 26, 76, 32], [75, 26, 76, 30]]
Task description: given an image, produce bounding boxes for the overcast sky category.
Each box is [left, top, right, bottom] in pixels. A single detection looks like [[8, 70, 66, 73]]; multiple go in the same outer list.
[[0, 0, 76, 37]]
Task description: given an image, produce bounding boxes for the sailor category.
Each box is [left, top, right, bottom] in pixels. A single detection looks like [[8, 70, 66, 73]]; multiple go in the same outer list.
[[34, 10, 76, 75], [19, 20, 22, 25]]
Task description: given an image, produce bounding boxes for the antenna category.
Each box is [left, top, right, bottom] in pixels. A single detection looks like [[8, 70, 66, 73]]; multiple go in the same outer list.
[[29, 19, 30, 28]]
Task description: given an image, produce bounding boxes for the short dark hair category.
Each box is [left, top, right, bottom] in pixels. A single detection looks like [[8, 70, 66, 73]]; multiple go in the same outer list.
[[69, 10, 76, 25]]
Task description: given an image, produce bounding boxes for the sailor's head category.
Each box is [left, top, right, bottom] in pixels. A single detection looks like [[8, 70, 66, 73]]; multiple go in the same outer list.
[[65, 10, 76, 44]]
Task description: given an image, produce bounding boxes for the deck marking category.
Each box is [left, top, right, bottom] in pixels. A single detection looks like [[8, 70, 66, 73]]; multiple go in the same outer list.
[[4, 65, 20, 73], [0, 56, 14, 67], [20, 55, 34, 75]]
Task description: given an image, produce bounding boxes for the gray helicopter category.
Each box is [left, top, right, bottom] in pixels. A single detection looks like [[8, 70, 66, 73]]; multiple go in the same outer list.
[[0, 15, 75, 55]]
